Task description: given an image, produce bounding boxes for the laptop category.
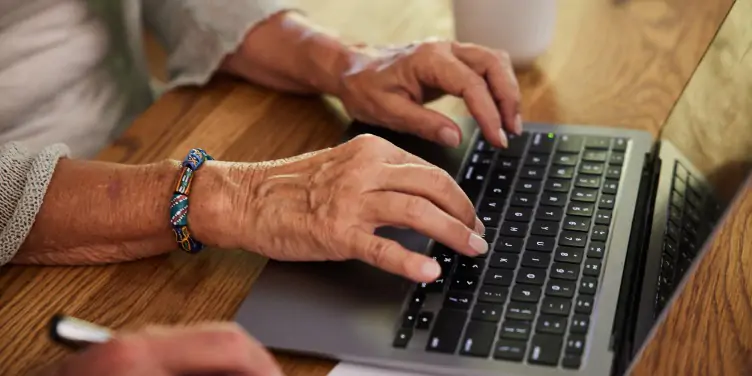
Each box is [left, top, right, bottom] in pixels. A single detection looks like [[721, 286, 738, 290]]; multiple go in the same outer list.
[[235, 118, 746, 376]]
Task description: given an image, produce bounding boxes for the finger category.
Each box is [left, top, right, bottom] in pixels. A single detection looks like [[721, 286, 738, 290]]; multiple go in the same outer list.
[[413, 49, 506, 148], [377, 94, 464, 148], [452, 43, 522, 135], [377, 164, 480, 232], [346, 227, 441, 283], [363, 191, 488, 257], [140, 323, 283, 376]]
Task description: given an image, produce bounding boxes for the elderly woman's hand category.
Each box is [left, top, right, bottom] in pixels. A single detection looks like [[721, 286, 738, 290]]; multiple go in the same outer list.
[[198, 135, 486, 283], [335, 40, 521, 149]]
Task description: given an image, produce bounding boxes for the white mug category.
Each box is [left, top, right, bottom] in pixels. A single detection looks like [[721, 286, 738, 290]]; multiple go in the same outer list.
[[452, 0, 557, 67]]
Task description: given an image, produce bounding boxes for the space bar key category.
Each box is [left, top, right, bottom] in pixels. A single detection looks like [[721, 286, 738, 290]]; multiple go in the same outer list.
[[426, 309, 468, 353]]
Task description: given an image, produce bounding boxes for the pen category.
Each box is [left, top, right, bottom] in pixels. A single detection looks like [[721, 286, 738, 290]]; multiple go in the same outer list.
[[48, 314, 112, 351]]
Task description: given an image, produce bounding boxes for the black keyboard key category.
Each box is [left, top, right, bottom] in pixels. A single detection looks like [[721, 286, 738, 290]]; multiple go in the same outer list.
[[460, 181, 483, 202], [528, 133, 556, 154], [499, 320, 532, 340], [489, 170, 514, 186], [416, 312, 433, 329], [506, 207, 533, 222], [552, 153, 579, 167], [554, 247, 584, 264], [565, 335, 586, 355], [493, 339, 527, 361], [393, 328, 412, 348], [444, 291, 473, 310], [591, 226, 609, 242], [567, 202, 594, 217], [527, 236, 556, 252], [595, 210, 612, 225], [536, 315, 568, 334], [471, 304, 504, 323], [426, 310, 467, 353], [474, 139, 495, 152], [563, 216, 591, 232], [520, 167, 545, 180], [521, 251, 551, 269], [496, 158, 519, 171], [546, 280, 576, 298], [599, 194, 615, 209], [559, 231, 588, 248], [500, 222, 528, 237], [673, 177, 686, 197], [557, 135, 584, 153], [505, 302, 537, 320], [579, 277, 598, 294], [431, 246, 456, 274], [489, 253, 519, 269], [468, 151, 495, 167], [562, 352, 582, 369], [511, 285, 542, 303], [540, 192, 567, 207], [551, 262, 580, 281], [549, 166, 575, 179], [498, 132, 530, 157], [575, 175, 601, 189], [610, 152, 625, 166], [583, 259, 602, 277], [401, 311, 418, 328], [510, 193, 536, 208], [583, 150, 607, 162], [613, 138, 628, 151], [408, 291, 426, 311], [481, 227, 498, 245], [480, 198, 505, 212], [456, 257, 486, 276], [571, 188, 597, 203], [541, 297, 571, 316], [535, 207, 564, 222], [602, 179, 619, 194], [417, 277, 445, 294], [663, 239, 678, 259], [516, 267, 547, 285], [485, 183, 512, 199], [575, 295, 594, 314], [531, 221, 559, 237], [579, 162, 604, 175], [587, 242, 606, 258], [515, 180, 542, 194], [463, 164, 489, 184], [528, 334, 563, 365], [495, 237, 524, 253], [478, 286, 508, 304], [484, 270, 515, 287], [525, 153, 550, 167], [460, 321, 497, 357], [478, 212, 501, 228], [545, 179, 571, 193], [570, 315, 590, 334], [606, 166, 622, 180], [585, 136, 611, 150]]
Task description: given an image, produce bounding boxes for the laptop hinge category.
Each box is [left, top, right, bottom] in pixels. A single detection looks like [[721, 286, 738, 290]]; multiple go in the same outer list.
[[609, 145, 662, 376]]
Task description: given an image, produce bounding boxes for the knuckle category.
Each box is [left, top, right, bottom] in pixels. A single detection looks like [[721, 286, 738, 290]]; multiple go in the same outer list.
[[404, 196, 429, 222], [494, 49, 512, 64], [430, 167, 455, 193], [367, 238, 394, 267], [208, 324, 254, 351]]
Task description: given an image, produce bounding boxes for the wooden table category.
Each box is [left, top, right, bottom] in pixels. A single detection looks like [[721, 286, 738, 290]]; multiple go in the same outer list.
[[1, 0, 749, 375]]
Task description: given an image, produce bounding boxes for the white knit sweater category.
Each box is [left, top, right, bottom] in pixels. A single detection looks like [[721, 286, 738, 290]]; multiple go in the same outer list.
[[0, 0, 287, 264]]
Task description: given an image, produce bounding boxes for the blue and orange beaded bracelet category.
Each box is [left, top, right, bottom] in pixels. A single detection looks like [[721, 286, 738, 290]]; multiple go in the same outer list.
[[170, 148, 213, 253]]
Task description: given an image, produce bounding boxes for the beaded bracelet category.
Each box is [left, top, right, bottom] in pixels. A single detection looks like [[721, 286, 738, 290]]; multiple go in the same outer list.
[[170, 148, 213, 253]]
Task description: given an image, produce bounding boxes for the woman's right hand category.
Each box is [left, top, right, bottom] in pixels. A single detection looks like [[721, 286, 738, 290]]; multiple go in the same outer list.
[[194, 134, 487, 283]]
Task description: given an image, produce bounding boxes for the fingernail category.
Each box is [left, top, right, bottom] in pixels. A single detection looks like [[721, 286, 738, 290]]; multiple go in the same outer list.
[[474, 218, 485, 235], [469, 233, 489, 254], [439, 128, 460, 147], [498, 129, 509, 148], [515, 114, 524, 135], [421, 260, 442, 280]]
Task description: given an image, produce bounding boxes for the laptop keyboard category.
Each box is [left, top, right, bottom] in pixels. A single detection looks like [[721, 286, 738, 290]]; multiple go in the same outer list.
[[654, 161, 722, 315], [393, 132, 629, 369]]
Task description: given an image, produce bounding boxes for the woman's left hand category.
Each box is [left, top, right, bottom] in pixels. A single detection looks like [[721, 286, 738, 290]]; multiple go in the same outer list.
[[335, 40, 522, 149]]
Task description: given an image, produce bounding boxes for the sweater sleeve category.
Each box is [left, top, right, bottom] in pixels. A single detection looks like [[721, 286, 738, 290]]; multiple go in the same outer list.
[[0, 142, 69, 265], [141, 0, 292, 89]]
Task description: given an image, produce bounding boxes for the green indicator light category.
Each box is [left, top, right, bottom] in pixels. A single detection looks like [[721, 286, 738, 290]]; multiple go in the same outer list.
[[548, 133, 555, 139]]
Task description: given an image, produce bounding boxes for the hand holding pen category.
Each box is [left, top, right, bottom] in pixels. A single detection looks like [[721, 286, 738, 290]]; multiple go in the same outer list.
[[41, 315, 284, 376]]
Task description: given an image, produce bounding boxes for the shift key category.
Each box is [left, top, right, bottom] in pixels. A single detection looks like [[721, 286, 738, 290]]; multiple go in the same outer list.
[[426, 309, 468, 353], [460, 321, 497, 357]]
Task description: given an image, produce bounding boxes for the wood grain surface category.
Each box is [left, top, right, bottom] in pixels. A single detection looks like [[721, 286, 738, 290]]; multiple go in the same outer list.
[[0, 1, 739, 375]]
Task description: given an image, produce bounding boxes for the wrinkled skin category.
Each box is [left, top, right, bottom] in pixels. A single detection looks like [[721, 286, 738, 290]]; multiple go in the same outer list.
[[213, 135, 489, 283], [37, 323, 283, 376], [336, 40, 522, 148]]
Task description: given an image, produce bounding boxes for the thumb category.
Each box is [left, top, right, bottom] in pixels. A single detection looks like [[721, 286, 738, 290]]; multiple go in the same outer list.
[[379, 94, 464, 148]]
